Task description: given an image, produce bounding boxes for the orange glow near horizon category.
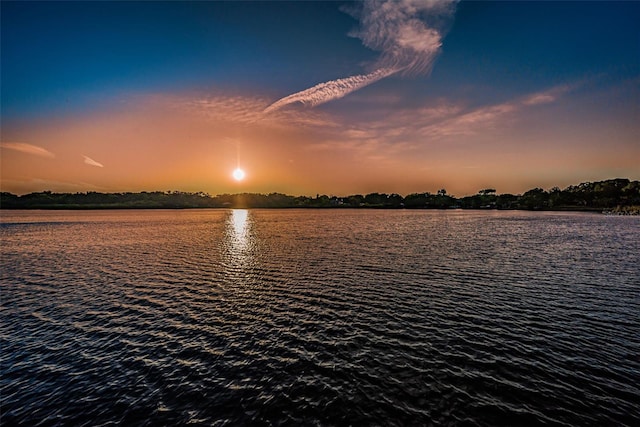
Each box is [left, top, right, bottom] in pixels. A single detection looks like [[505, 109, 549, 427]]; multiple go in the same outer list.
[[1, 89, 638, 198], [1, 2, 639, 201]]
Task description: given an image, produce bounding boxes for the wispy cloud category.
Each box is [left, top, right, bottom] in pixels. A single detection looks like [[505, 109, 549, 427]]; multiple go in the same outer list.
[[304, 83, 576, 161], [419, 103, 518, 138], [184, 94, 270, 124], [265, 0, 457, 112], [2, 178, 106, 194], [83, 155, 104, 168], [416, 85, 574, 139], [522, 85, 572, 106], [351, 0, 457, 76], [179, 93, 339, 129], [0, 142, 55, 158], [264, 68, 396, 113]]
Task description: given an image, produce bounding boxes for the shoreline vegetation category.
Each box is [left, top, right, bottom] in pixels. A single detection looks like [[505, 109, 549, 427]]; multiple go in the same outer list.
[[1, 178, 639, 214]]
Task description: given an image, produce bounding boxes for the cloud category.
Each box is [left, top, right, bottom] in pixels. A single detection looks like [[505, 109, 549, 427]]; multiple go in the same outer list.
[[1, 178, 107, 194], [178, 93, 339, 130], [522, 93, 556, 106], [83, 155, 104, 168], [265, 0, 457, 112], [263, 68, 396, 113], [0, 142, 55, 158], [424, 103, 518, 137], [351, 0, 457, 76], [305, 83, 576, 156], [419, 85, 574, 138], [184, 94, 270, 124], [522, 85, 571, 106]]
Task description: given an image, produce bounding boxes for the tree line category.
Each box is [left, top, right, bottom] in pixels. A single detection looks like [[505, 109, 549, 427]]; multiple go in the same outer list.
[[1, 178, 638, 212]]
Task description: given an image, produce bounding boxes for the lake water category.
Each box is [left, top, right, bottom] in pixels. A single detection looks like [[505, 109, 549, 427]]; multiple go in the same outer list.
[[1, 209, 639, 426]]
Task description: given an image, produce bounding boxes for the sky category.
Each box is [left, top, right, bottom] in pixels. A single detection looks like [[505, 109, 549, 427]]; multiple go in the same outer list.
[[1, 0, 639, 197]]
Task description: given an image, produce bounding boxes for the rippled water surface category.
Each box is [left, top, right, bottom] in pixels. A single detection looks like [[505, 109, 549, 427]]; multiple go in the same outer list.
[[2, 209, 639, 426]]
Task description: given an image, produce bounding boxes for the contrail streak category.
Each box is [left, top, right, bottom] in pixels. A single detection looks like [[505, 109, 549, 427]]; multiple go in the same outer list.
[[264, 0, 457, 113], [264, 68, 397, 114]]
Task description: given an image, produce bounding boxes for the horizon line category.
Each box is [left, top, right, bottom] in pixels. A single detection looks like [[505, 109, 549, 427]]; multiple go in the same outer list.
[[2, 177, 636, 199]]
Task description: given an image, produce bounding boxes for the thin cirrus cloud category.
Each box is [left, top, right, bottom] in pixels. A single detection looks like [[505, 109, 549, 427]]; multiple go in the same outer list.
[[0, 142, 55, 158], [181, 93, 338, 129], [417, 85, 574, 139], [83, 155, 104, 168], [306, 84, 575, 155], [521, 85, 572, 106], [264, 0, 458, 112]]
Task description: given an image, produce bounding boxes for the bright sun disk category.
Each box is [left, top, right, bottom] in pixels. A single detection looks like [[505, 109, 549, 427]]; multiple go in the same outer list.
[[232, 168, 245, 181]]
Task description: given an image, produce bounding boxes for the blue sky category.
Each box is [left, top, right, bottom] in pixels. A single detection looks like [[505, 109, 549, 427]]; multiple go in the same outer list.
[[1, 1, 638, 195], [2, 1, 364, 116]]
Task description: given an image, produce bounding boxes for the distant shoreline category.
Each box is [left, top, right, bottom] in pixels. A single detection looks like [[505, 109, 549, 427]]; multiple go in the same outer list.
[[1, 178, 638, 214], [2, 207, 637, 215], [0, 204, 611, 213]]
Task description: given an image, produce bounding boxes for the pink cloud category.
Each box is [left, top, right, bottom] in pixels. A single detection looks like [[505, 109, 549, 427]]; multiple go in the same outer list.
[[83, 155, 104, 168], [0, 142, 55, 158]]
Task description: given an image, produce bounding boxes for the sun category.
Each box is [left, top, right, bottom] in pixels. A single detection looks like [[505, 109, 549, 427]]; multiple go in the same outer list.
[[232, 168, 245, 181]]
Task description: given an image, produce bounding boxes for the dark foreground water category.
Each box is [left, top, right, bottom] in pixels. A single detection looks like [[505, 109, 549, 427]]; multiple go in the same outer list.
[[1, 209, 639, 426]]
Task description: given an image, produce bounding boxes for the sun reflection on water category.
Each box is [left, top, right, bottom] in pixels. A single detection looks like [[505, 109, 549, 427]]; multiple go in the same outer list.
[[230, 209, 249, 249], [225, 209, 254, 273]]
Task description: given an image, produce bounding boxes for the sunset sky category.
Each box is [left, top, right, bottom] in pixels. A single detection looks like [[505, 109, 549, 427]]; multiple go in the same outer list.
[[1, 1, 638, 197]]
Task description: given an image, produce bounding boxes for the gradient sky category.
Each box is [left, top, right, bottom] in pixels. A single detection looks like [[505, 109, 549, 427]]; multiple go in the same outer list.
[[1, 0, 638, 197]]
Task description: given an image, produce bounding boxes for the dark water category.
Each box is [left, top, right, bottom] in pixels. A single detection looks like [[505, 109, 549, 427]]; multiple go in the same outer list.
[[1, 209, 639, 426]]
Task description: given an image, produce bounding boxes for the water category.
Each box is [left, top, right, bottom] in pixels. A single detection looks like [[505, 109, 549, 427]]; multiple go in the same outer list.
[[1, 209, 639, 426]]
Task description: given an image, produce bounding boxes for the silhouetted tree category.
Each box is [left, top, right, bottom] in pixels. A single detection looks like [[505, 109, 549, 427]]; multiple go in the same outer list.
[[2, 178, 638, 211]]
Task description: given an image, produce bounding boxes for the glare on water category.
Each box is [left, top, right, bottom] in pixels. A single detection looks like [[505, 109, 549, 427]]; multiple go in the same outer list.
[[225, 209, 254, 278], [230, 209, 249, 250]]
